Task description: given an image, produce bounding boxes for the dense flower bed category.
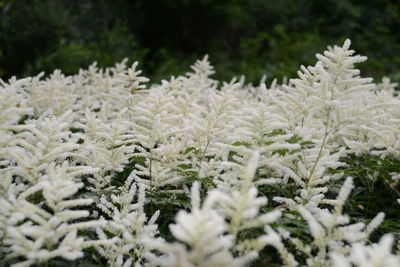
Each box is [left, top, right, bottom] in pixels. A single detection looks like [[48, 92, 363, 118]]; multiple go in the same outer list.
[[1, 40, 399, 266]]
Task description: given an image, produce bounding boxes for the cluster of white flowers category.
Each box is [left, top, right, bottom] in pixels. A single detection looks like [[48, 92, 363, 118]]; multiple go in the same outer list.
[[268, 177, 386, 267], [1, 39, 399, 266], [96, 175, 160, 267]]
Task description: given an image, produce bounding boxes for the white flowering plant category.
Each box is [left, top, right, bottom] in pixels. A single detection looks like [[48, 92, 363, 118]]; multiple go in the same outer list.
[[1, 40, 399, 266]]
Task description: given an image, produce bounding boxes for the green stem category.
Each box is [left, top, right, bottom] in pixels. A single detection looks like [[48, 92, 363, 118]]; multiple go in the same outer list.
[[197, 137, 211, 173], [306, 108, 330, 187]]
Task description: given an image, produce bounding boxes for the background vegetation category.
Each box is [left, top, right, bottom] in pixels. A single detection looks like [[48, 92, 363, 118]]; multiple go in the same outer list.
[[1, 0, 400, 83]]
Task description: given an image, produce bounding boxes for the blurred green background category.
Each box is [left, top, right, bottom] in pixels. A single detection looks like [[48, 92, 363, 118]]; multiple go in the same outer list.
[[1, 0, 399, 84]]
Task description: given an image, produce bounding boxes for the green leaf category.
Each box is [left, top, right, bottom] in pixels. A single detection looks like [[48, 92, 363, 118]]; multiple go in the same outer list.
[[265, 129, 285, 137], [232, 141, 250, 147], [272, 148, 289, 156], [286, 135, 302, 144], [183, 147, 197, 154], [177, 164, 192, 170], [301, 141, 315, 148], [263, 140, 274, 145]]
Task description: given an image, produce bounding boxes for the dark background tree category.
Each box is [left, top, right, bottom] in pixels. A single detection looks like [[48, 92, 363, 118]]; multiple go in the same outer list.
[[1, 0, 399, 83]]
